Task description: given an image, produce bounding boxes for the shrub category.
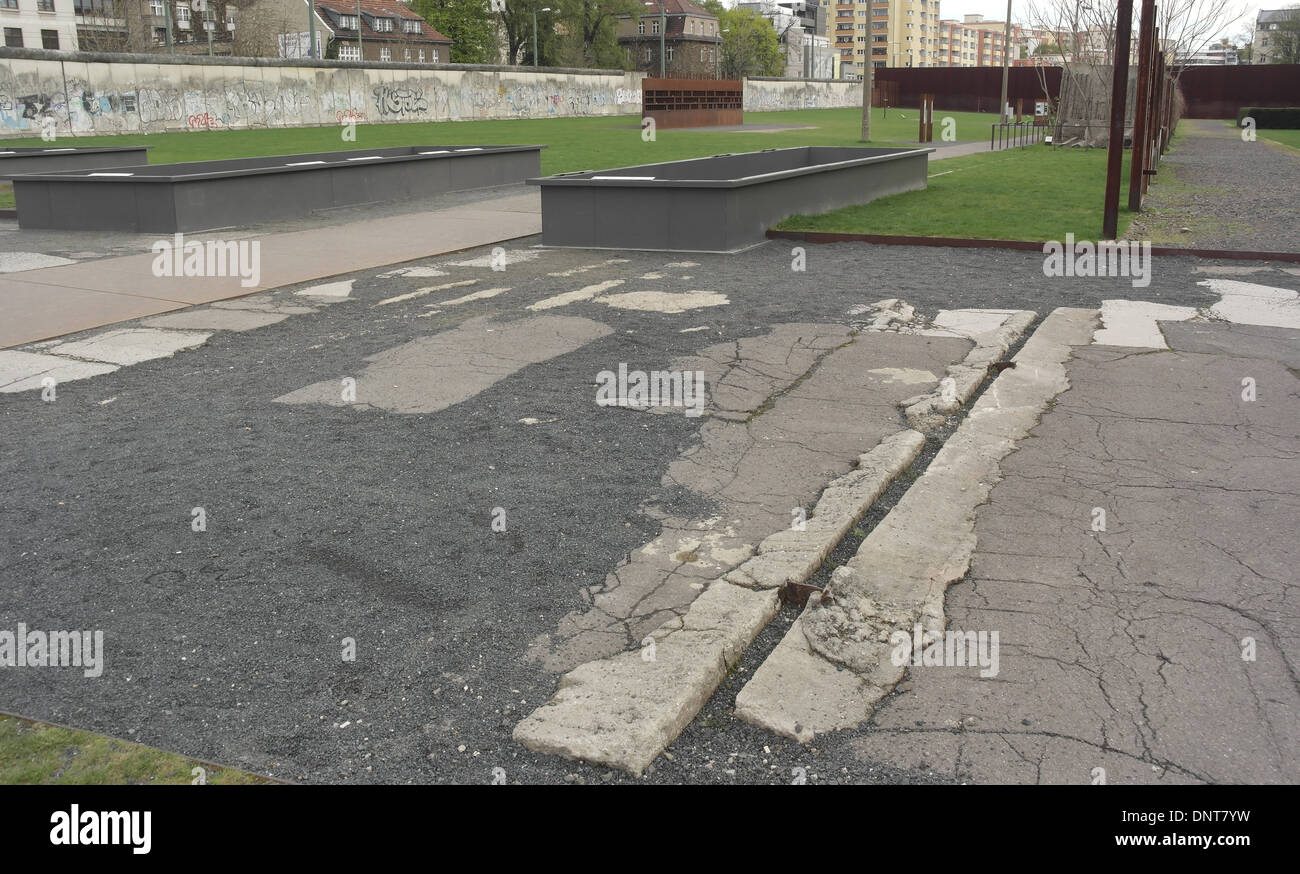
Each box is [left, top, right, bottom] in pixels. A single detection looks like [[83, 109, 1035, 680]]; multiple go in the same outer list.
[[1236, 106, 1300, 128]]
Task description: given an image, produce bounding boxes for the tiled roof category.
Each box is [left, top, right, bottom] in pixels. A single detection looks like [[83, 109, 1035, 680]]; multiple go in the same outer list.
[[634, 0, 719, 19], [316, 0, 452, 44]]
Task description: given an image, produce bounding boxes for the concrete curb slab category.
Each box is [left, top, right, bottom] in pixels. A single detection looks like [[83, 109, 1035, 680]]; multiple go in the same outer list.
[[734, 307, 1100, 742], [512, 428, 927, 774]]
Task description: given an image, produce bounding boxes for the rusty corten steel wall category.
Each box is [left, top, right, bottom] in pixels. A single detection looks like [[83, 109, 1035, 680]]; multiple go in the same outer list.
[[871, 67, 1062, 112], [1176, 64, 1300, 118], [643, 78, 743, 129]]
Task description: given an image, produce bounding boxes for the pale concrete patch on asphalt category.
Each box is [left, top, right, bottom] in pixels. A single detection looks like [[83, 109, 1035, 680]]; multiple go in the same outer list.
[[210, 296, 317, 314], [921, 309, 1025, 339], [274, 314, 613, 415], [1201, 278, 1300, 329], [598, 290, 730, 313], [527, 279, 624, 312], [447, 249, 541, 268], [1092, 300, 1198, 348], [1192, 265, 1276, 275], [439, 287, 510, 306], [734, 308, 1099, 743], [44, 328, 212, 366], [0, 349, 119, 393], [294, 280, 354, 300], [526, 324, 969, 675], [514, 430, 925, 775], [143, 308, 291, 332], [377, 266, 448, 279], [375, 280, 477, 307], [867, 367, 938, 385], [0, 251, 76, 273], [547, 259, 630, 277]]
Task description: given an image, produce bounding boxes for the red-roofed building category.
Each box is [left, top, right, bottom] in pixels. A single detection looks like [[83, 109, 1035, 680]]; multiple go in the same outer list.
[[315, 0, 451, 63], [616, 0, 722, 79]]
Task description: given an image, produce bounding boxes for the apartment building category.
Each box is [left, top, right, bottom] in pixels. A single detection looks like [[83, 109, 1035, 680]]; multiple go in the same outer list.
[[0, 0, 79, 51], [737, 0, 833, 78], [72, 0, 238, 54], [1253, 8, 1299, 64], [833, 0, 943, 78], [932, 14, 1027, 68]]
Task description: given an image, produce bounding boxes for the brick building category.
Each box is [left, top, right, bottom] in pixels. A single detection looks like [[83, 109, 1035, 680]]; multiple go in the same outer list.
[[616, 0, 721, 79]]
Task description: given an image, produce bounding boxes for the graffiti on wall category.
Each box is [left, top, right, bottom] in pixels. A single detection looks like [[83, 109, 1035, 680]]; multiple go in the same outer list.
[[373, 85, 429, 117]]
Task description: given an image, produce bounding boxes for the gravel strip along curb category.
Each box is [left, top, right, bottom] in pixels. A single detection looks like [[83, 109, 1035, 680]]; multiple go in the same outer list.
[[513, 429, 927, 775], [734, 307, 1100, 742]]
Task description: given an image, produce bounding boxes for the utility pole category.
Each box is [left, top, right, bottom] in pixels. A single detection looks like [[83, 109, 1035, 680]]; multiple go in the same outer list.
[[859, 53, 872, 140], [660, 3, 665, 77], [164, 0, 174, 53], [1102, 0, 1134, 239], [356, 0, 363, 60], [998, 0, 1013, 121], [532, 6, 551, 66], [306, 0, 316, 59]]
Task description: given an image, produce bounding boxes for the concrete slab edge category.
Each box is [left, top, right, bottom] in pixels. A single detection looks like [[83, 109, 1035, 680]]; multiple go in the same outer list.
[[512, 427, 927, 775], [734, 307, 1101, 743], [902, 310, 1037, 431]]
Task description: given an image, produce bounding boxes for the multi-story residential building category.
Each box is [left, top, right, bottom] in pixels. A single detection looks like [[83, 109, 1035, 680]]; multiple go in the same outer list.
[[72, 0, 239, 55], [1253, 8, 1299, 64], [615, 0, 721, 79], [1183, 39, 1240, 65], [0, 0, 79, 52], [833, 0, 945, 78], [932, 14, 1028, 69]]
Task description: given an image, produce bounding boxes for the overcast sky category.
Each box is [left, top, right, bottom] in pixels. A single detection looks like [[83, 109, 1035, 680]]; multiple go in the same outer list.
[[937, 0, 1262, 31]]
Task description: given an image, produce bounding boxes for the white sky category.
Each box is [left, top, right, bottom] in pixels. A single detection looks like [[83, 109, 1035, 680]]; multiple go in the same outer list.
[[934, 0, 1262, 41]]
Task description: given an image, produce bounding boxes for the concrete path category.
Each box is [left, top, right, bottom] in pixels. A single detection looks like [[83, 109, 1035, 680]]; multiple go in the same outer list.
[[1124, 118, 1300, 254], [0, 189, 540, 349]]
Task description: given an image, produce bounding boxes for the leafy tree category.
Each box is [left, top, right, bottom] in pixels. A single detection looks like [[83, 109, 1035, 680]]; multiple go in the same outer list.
[[410, 0, 500, 63], [1271, 6, 1300, 64], [713, 7, 782, 78], [555, 0, 643, 68]]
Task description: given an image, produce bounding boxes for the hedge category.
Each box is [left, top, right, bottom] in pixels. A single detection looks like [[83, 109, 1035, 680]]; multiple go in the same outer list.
[[1235, 107, 1300, 129]]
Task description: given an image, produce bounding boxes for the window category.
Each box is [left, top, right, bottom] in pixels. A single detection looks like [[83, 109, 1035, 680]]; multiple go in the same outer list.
[[175, 5, 190, 25], [338, 44, 360, 61], [41, 28, 58, 49], [638, 20, 644, 34], [373, 17, 393, 32], [38, 0, 56, 10], [651, 18, 658, 33], [418, 48, 425, 62], [153, 26, 167, 42], [0, 0, 18, 9], [225, 8, 234, 29], [431, 48, 438, 62], [666, 45, 672, 61], [380, 46, 391, 61], [3, 28, 22, 47], [339, 14, 358, 29], [403, 47, 411, 60], [644, 47, 650, 60], [402, 19, 420, 33], [150, 0, 163, 14]]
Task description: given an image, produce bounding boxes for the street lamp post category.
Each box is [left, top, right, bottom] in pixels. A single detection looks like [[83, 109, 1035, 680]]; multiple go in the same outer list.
[[532, 6, 551, 67], [998, 0, 1013, 121], [716, 27, 728, 79]]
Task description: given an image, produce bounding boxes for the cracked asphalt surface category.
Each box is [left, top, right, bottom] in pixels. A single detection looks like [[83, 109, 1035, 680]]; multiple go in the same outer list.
[[1, 230, 1297, 783]]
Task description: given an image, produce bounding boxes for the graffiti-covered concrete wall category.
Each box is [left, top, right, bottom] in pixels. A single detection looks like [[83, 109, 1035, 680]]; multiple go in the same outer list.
[[743, 77, 862, 112], [0, 48, 646, 138]]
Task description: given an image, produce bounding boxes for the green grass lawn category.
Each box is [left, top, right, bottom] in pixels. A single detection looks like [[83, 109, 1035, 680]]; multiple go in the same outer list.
[[1260, 129, 1300, 152], [776, 143, 1134, 242], [0, 715, 274, 785], [0, 107, 998, 175]]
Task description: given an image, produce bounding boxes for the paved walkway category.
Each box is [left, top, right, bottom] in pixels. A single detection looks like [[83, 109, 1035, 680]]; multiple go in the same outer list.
[[0, 189, 540, 348], [1124, 118, 1300, 254]]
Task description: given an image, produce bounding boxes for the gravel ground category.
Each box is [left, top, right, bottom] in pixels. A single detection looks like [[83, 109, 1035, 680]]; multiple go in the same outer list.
[[1, 234, 1293, 785], [1124, 118, 1300, 254]]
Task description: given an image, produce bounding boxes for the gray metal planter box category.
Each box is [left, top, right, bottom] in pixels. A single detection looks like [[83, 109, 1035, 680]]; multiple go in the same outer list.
[[13, 145, 543, 233], [0, 145, 151, 180], [529, 146, 933, 253]]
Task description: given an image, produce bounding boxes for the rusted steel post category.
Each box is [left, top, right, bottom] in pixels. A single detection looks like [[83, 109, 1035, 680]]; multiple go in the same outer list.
[[1103, 0, 1134, 240], [1128, 0, 1156, 211]]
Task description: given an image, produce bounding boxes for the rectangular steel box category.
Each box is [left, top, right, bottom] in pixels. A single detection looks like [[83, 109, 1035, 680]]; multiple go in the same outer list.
[[0, 145, 151, 180], [642, 78, 744, 130], [13, 145, 544, 233], [529, 146, 932, 253]]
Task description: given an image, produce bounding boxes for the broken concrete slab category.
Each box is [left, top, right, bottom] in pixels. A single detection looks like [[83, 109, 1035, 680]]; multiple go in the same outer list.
[[513, 429, 925, 774], [735, 308, 1099, 743], [274, 315, 613, 415], [142, 308, 291, 332], [0, 349, 119, 393], [44, 328, 212, 366]]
